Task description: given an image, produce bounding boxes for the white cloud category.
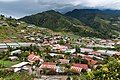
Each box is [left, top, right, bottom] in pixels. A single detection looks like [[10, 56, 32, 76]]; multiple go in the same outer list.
[[67, 0, 120, 9], [0, 0, 19, 2], [0, 0, 120, 18]]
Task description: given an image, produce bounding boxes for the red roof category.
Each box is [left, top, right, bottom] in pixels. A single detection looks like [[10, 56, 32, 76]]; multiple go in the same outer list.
[[40, 62, 56, 70], [43, 62, 56, 65], [91, 51, 101, 56], [43, 40, 49, 44], [85, 58, 97, 65], [71, 66, 82, 73], [59, 59, 69, 64], [28, 54, 43, 62], [53, 44, 68, 51], [72, 64, 88, 70]]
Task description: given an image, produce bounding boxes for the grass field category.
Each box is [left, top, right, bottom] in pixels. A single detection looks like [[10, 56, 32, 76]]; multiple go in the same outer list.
[[0, 60, 19, 68]]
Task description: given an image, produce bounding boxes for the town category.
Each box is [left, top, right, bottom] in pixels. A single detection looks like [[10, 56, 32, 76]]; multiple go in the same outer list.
[[0, 15, 120, 80], [0, 23, 120, 79]]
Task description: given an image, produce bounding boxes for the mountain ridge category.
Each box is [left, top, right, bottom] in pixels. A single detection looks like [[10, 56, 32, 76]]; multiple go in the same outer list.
[[65, 9, 120, 38], [19, 9, 120, 38]]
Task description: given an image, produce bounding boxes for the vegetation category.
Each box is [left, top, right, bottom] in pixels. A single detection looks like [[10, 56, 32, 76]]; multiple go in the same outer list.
[[78, 56, 120, 80], [75, 45, 81, 53], [65, 9, 120, 38], [58, 39, 65, 45], [0, 70, 33, 80], [20, 9, 120, 38], [20, 10, 100, 38], [0, 60, 19, 68]]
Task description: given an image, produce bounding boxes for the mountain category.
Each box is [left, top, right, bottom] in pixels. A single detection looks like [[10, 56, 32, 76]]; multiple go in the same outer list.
[[19, 10, 99, 37], [65, 9, 120, 38], [0, 15, 55, 42], [19, 9, 120, 38]]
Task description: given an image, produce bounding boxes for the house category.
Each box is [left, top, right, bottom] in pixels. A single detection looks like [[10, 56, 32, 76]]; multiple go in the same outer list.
[[75, 54, 86, 58], [84, 55, 94, 59], [48, 53, 64, 57], [73, 53, 94, 59], [17, 22, 21, 25], [11, 62, 29, 72], [93, 56, 104, 60], [80, 48, 93, 53], [0, 21, 8, 26], [90, 51, 101, 56], [28, 53, 44, 63], [59, 59, 70, 64], [9, 56, 19, 61], [85, 58, 98, 65], [10, 50, 21, 56], [116, 41, 120, 46], [52, 44, 68, 52], [0, 42, 36, 49], [97, 50, 120, 56], [65, 49, 76, 54], [99, 40, 107, 44], [28, 25, 35, 28], [6, 43, 20, 48], [71, 64, 89, 73], [36, 38, 41, 41], [56, 66, 65, 73], [21, 30, 25, 33], [87, 44, 115, 48], [39, 62, 56, 71], [0, 43, 8, 49], [43, 39, 49, 44], [29, 37, 35, 41], [39, 62, 64, 73], [70, 66, 82, 73]]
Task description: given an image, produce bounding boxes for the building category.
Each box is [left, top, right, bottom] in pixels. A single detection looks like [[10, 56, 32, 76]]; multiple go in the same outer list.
[[28, 53, 44, 63], [71, 64, 89, 73], [11, 62, 29, 72]]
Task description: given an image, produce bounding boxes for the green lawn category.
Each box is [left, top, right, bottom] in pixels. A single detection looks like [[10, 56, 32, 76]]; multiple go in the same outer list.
[[0, 60, 19, 68]]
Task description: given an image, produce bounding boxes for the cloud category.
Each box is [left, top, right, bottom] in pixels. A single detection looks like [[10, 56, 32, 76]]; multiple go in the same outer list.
[[0, 0, 19, 2], [0, 0, 120, 18]]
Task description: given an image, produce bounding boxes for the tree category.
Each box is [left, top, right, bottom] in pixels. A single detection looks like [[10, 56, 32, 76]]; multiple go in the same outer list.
[[58, 39, 65, 45], [82, 57, 120, 80], [81, 59, 88, 64], [115, 46, 120, 51], [84, 52, 89, 55], [75, 45, 81, 53], [70, 56, 82, 63], [0, 15, 5, 20], [44, 46, 52, 53], [93, 47, 98, 51], [65, 52, 71, 59]]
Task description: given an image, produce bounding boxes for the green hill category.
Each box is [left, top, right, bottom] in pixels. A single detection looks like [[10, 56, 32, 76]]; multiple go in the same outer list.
[[0, 15, 56, 42], [20, 9, 120, 38], [65, 9, 120, 38], [19, 10, 100, 38]]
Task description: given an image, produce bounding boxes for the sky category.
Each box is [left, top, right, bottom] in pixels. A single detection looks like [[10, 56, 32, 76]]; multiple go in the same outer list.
[[0, 0, 120, 18]]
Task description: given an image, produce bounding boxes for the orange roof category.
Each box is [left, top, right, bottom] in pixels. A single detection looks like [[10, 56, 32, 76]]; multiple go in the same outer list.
[[71, 66, 82, 73], [28, 54, 42, 62], [85, 58, 97, 65], [40, 62, 56, 70], [72, 64, 88, 70]]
